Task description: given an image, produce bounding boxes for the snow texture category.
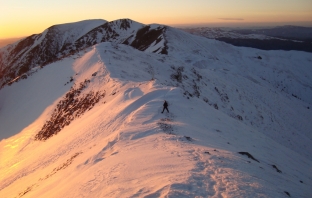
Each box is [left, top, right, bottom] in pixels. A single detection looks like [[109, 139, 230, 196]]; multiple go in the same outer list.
[[0, 20, 312, 198]]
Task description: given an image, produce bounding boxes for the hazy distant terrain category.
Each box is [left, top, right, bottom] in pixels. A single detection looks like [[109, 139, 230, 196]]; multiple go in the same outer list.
[[0, 37, 24, 48], [182, 25, 312, 52], [232, 26, 312, 40]]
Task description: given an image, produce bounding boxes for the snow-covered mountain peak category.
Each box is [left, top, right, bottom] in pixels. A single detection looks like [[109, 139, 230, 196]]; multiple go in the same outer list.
[[47, 19, 107, 43], [0, 18, 169, 89], [51, 19, 106, 31], [0, 19, 311, 198], [107, 18, 142, 30]]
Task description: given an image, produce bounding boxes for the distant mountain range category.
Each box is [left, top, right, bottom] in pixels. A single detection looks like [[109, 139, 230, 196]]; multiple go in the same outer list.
[[0, 19, 311, 198], [182, 25, 312, 52]]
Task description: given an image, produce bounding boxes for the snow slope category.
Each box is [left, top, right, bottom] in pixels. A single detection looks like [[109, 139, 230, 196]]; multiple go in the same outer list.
[[0, 24, 312, 198], [0, 19, 168, 89]]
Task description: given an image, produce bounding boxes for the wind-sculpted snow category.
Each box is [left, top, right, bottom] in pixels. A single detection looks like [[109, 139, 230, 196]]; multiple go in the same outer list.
[[15, 151, 83, 198], [0, 20, 311, 198]]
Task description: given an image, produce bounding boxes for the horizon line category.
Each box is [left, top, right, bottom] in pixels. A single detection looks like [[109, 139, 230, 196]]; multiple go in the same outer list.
[[1, 20, 312, 40], [169, 21, 312, 28]]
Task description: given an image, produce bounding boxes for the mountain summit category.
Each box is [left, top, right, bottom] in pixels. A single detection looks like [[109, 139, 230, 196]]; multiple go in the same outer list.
[[0, 19, 168, 88], [0, 19, 311, 197]]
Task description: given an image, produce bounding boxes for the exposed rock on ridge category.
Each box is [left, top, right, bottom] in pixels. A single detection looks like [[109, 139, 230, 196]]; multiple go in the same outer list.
[[0, 19, 168, 88]]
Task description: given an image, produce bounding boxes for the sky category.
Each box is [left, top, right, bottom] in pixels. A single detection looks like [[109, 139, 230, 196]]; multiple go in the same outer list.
[[1, 0, 312, 39]]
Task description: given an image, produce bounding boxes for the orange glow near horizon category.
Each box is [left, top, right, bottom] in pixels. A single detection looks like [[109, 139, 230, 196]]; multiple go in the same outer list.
[[1, 0, 312, 39]]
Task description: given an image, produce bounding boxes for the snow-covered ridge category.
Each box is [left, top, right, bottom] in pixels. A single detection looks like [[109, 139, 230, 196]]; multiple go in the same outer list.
[[51, 19, 107, 42], [0, 19, 311, 197], [0, 19, 168, 89], [0, 19, 107, 88]]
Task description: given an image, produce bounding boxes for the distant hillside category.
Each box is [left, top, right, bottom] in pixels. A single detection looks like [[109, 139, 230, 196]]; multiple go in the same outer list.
[[182, 25, 312, 52], [232, 25, 312, 40]]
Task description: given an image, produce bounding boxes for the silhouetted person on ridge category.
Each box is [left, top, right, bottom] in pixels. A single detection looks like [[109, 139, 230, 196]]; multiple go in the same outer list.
[[162, 100, 169, 113]]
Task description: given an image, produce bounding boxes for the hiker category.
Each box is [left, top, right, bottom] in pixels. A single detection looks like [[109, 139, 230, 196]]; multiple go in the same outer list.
[[162, 100, 169, 113]]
